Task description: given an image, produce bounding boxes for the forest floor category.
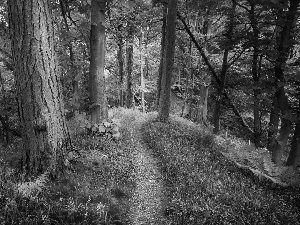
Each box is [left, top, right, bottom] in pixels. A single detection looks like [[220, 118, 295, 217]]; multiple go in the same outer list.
[[1, 108, 300, 224]]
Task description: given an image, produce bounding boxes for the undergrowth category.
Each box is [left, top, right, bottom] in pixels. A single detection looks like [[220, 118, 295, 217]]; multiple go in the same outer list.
[[0, 108, 146, 225], [141, 115, 300, 225]]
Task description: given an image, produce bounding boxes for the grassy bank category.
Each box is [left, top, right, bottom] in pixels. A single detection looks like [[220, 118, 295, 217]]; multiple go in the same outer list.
[[141, 115, 300, 225]]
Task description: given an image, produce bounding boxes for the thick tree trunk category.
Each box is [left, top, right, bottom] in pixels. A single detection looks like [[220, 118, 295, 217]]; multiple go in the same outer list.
[[213, 0, 236, 134], [89, 0, 108, 123], [267, 0, 299, 165], [157, 5, 167, 107], [8, 0, 70, 177], [158, 0, 178, 122], [126, 23, 134, 108]]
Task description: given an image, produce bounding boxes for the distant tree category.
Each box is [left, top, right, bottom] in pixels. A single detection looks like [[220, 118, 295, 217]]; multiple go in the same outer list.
[[126, 18, 134, 108], [158, 0, 178, 122], [213, 0, 236, 134], [8, 0, 70, 176], [89, 0, 108, 123]]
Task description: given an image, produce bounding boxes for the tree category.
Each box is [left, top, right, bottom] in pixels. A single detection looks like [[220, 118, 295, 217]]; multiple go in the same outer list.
[[126, 19, 134, 108], [89, 0, 108, 123], [213, 0, 236, 134], [157, 4, 167, 107], [267, 0, 299, 165], [158, 0, 178, 122], [8, 0, 70, 176]]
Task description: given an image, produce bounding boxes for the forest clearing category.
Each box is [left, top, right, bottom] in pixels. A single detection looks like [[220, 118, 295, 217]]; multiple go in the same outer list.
[[1, 0, 300, 224]]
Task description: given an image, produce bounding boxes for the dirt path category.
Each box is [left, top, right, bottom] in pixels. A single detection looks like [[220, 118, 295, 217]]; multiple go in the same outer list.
[[128, 119, 168, 225]]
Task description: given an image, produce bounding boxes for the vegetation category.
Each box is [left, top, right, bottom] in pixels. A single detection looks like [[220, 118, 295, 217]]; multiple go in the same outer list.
[[1, 109, 300, 224], [1, 0, 300, 224]]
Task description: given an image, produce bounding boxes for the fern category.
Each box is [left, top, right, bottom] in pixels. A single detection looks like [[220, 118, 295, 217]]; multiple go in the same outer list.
[[16, 172, 49, 199]]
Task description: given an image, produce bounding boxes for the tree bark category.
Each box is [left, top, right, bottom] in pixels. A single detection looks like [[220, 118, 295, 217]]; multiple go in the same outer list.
[[126, 21, 134, 108], [8, 0, 71, 177], [249, 2, 262, 148], [158, 0, 178, 122], [267, 0, 299, 165], [157, 5, 167, 107], [89, 0, 108, 124], [286, 113, 300, 168]]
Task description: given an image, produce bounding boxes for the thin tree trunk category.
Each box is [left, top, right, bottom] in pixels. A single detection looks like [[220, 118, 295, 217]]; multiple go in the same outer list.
[[139, 27, 145, 113], [178, 10, 254, 136], [117, 27, 125, 107], [158, 0, 178, 122], [89, 0, 108, 123], [249, 3, 261, 148], [59, 0, 79, 112], [126, 22, 134, 108], [8, 0, 71, 177], [157, 5, 167, 107], [213, 0, 236, 134]]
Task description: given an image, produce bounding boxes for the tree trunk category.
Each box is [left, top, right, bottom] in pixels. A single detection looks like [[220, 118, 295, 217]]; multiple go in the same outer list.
[[139, 27, 145, 113], [213, 0, 236, 134], [89, 0, 108, 123], [126, 22, 134, 108], [196, 85, 209, 124], [267, 0, 299, 165], [8, 0, 70, 177], [157, 5, 167, 107], [117, 27, 125, 107], [158, 0, 178, 122], [286, 121, 300, 168], [249, 3, 261, 148]]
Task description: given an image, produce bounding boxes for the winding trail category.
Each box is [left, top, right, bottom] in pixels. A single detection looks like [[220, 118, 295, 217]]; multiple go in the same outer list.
[[129, 118, 168, 225]]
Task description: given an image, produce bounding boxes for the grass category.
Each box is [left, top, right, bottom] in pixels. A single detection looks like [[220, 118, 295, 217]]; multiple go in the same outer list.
[[0, 108, 147, 225], [1, 108, 300, 224], [141, 114, 300, 225]]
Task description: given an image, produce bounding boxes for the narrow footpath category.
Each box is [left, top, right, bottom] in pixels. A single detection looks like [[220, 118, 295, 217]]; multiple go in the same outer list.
[[128, 118, 169, 225]]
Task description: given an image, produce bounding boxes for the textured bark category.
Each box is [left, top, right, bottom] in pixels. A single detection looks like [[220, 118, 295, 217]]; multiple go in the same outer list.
[[267, 0, 299, 165], [157, 5, 167, 107], [249, 3, 262, 148], [213, 0, 236, 134], [8, 0, 70, 176], [126, 21, 134, 108], [158, 0, 178, 122], [89, 0, 108, 123]]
